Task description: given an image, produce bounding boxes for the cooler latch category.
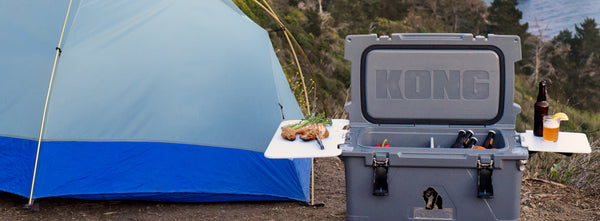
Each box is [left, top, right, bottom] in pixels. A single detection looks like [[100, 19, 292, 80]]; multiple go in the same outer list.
[[477, 156, 494, 199], [372, 152, 389, 196]]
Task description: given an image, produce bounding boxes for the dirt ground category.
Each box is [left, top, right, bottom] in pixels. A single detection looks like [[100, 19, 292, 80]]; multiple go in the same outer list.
[[1, 157, 599, 221]]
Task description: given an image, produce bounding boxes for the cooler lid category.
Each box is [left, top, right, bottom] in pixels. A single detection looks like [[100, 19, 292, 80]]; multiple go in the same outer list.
[[362, 46, 503, 124], [344, 34, 521, 126]]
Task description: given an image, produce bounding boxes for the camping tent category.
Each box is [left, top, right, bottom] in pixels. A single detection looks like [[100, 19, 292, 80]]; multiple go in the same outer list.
[[0, 0, 310, 203]]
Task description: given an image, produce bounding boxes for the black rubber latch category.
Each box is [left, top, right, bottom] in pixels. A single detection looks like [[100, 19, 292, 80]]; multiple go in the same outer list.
[[372, 152, 389, 196], [477, 159, 494, 199]]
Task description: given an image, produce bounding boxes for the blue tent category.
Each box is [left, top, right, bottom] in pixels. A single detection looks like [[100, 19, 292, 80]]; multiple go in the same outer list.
[[0, 0, 310, 203]]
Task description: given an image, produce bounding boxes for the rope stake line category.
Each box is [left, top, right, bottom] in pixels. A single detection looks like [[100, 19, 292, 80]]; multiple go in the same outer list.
[[259, 0, 318, 89], [28, 0, 74, 207], [252, 0, 311, 114], [283, 30, 311, 114]]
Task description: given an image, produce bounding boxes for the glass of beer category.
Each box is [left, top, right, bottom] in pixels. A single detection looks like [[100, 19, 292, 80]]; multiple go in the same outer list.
[[543, 115, 560, 142]]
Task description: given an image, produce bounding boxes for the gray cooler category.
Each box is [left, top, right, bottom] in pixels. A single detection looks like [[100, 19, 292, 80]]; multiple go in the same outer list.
[[340, 33, 529, 221]]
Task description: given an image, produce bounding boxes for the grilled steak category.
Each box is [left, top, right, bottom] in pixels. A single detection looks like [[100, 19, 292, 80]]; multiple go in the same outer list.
[[281, 123, 329, 141]]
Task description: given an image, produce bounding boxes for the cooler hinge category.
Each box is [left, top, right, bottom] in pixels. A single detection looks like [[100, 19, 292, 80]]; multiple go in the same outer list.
[[477, 155, 494, 199], [372, 152, 389, 196]]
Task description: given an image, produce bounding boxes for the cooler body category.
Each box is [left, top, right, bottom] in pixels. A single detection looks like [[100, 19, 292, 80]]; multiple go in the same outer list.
[[341, 127, 527, 220], [341, 33, 528, 221]]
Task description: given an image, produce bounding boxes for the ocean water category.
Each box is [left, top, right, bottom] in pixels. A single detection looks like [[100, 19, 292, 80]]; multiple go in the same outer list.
[[484, 0, 600, 40]]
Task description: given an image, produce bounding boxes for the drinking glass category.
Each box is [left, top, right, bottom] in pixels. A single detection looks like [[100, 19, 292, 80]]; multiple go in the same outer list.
[[543, 115, 560, 142]]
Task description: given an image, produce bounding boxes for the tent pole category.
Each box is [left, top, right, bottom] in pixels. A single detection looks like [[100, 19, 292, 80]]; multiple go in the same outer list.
[[27, 0, 74, 207], [311, 158, 315, 205]]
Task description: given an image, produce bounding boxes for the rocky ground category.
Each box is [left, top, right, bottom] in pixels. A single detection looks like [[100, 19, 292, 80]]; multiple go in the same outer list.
[[1, 157, 599, 220]]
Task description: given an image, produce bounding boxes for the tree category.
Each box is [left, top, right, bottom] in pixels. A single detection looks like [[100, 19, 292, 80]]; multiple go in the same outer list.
[[552, 29, 574, 46], [487, 0, 528, 35], [487, 0, 530, 71], [547, 18, 600, 110], [572, 18, 600, 65], [525, 18, 553, 84], [571, 18, 600, 109], [452, 0, 487, 35]]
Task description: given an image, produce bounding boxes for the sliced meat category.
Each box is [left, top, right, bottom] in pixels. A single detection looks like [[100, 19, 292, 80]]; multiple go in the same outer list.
[[299, 123, 329, 141], [300, 130, 317, 141], [282, 123, 329, 142], [316, 123, 329, 139], [281, 127, 297, 141]]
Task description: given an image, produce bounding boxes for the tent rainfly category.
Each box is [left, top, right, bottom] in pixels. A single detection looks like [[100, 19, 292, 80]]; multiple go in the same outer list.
[[0, 0, 310, 204]]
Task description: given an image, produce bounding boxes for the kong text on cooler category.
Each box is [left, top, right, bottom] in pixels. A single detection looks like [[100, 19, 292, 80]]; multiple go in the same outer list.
[[375, 69, 491, 100]]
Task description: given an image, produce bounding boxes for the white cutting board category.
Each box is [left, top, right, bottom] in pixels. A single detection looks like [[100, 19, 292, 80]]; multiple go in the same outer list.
[[520, 130, 592, 154], [264, 119, 349, 159]]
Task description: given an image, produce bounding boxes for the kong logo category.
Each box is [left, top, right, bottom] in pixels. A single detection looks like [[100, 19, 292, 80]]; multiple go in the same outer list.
[[375, 70, 490, 100]]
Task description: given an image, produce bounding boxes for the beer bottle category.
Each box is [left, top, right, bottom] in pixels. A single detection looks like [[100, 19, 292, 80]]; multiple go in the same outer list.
[[462, 130, 474, 148], [464, 137, 478, 149], [482, 130, 496, 149], [534, 81, 549, 137], [451, 130, 467, 148]]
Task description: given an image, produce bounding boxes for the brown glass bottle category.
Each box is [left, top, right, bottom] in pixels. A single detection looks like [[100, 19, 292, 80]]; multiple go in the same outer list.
[[534, 81, 549, 136], [482, 130, 496, 149], [451, 130, 467, 148], [464, 137, 478, 149]]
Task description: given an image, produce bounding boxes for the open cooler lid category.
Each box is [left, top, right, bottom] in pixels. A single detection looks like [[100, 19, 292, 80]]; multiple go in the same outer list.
[[345, 33, 522, 126], [363, 46, 503, 124]]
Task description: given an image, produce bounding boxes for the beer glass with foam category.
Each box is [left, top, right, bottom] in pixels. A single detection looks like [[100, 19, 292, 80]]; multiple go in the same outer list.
[[543, 116, 560, 142]]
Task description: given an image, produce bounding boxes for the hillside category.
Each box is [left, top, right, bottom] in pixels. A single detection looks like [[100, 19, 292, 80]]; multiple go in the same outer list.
[[235, 0, 600, 192]]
